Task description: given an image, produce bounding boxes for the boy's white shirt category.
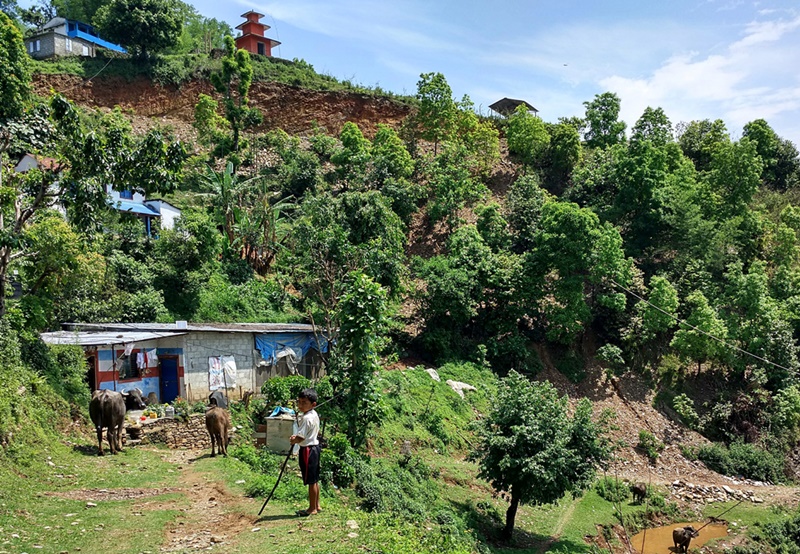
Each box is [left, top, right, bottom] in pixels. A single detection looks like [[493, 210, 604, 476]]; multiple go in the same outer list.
[[296, 409, 320, 446]]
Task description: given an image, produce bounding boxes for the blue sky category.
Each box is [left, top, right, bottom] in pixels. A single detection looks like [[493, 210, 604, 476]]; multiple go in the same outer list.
[[182, 0, 800, 145]]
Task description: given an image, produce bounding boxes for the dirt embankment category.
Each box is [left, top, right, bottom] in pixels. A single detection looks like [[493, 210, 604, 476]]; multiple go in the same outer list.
[[32, 74, 412, 138]]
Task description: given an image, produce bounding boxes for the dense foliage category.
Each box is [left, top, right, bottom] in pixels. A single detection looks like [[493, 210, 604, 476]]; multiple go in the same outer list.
[[3, 13, 800, 547]]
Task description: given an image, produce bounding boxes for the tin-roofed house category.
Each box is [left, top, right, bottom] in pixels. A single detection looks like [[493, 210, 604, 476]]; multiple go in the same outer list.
[[25, 17, 127, 59], [107, 186, 181, 236], [41, 322, 329, 404], [488, 98, 539, 118]]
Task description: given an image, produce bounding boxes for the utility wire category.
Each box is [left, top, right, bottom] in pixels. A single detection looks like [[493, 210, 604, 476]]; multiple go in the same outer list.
[[610, 279, 794, 374]]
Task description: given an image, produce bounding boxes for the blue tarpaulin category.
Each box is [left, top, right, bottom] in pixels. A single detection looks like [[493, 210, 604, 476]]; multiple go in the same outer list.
[[254, 332, 328, 365]]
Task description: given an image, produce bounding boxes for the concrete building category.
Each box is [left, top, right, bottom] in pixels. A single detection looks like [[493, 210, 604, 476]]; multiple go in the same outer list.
[[41, 322, 329, 404], [24, 17, 126, 60]]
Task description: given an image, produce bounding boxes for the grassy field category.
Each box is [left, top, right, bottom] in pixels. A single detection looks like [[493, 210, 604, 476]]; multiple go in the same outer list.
[[0, 362, 791, 553]]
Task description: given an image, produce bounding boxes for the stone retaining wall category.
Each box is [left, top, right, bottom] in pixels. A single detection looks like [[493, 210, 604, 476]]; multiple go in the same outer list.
[[134, 414, 216, 449]]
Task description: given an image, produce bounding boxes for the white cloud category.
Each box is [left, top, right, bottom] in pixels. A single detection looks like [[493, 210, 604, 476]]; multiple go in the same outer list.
[[597, 12, 800, 140]]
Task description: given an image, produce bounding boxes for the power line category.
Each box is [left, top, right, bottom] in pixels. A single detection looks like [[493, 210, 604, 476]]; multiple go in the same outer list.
[[610, 279, 794, 374]]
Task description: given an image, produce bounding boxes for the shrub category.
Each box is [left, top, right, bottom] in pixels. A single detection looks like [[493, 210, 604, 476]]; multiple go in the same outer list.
[[696, 441, 785, 483], [596, 344, 625, 376], [637, 430, 664, 462], [752, 507, 800, 553], [594, 476, 629, 503], [673, 393, 700, 430], [354, 456, 439, 521], [261, 375, 312, 406], [320, 433, 359, 488]]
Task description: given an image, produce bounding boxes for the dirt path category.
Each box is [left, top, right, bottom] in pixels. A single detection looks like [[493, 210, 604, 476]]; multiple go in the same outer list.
[[153, 449, 258, 552]]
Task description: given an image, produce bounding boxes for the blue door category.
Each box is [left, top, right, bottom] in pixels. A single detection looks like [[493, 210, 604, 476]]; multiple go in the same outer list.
[[160, 357, 179, 403]]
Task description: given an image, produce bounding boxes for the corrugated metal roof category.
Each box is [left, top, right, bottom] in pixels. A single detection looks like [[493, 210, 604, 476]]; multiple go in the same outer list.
[[110, 199, 161, 216], [40, 331, 187, 346], [60, 322, 320, 334]]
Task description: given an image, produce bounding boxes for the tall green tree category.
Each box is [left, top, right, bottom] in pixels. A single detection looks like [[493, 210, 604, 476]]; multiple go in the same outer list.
[[670, 290, 729, 373], [0, 10, 30, 123], [583, 92, 626, 149], [677, 118, 729, 172], [331, 271, 388, 449], [631, 106, 672, 147], [506, 104, 550, 166], [470, 372, 610, 539], [94, 0, 182, 58], [524, 201, 632, 344], [208, 35, 261, 166], [331, 122, 371, 190], [414, 72, 457, 155]]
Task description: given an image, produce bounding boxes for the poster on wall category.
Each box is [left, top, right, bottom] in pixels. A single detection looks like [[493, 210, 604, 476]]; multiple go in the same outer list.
[[208, 356, 237, 390]]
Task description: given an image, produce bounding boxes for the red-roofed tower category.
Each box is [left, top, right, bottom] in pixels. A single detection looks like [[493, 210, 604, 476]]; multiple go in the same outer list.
[[235, 11, 281, 56]]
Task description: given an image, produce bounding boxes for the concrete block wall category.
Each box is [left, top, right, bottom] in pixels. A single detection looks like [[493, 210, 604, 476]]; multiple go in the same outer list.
[[182, 332, 258, 402]]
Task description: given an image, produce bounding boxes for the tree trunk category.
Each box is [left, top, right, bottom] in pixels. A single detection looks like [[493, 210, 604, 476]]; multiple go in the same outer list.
[[502, 493, 519, 540]]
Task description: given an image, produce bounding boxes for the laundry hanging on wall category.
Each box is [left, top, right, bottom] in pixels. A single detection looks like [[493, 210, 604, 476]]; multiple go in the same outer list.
[[208, 355, 237, 390]]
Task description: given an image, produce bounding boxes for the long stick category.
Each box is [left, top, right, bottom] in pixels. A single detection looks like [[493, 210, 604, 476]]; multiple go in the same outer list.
[[696, 499, 744, 532], [258, 448, 293, 515]]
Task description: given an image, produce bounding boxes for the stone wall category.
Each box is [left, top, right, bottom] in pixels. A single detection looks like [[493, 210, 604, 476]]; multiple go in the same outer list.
[[135, 413, 230, 449]]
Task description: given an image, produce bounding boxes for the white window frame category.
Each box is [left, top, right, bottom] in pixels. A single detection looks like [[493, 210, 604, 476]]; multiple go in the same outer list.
[[35, 40, 41, 52], [65, 38, 72, 52]]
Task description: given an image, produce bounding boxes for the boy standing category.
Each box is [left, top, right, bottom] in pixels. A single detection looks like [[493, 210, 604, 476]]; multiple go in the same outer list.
[[290, 388, 321, 516]]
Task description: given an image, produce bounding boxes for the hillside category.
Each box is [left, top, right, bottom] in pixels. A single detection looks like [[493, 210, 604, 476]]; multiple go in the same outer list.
[[28, 68, 800, 500], [32, 73, 412, 140]]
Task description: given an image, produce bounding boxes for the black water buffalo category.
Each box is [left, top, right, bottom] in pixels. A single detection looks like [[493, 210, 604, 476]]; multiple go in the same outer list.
[[631, 482, 647, 504], [205, 406, 230, 457], [122, 388, 147, 411], [673, 525, 700, 553], [208, 390, 228, 409], [89, 390, 126, 456]]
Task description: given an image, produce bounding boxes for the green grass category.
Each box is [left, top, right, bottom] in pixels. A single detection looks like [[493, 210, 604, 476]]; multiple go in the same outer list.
[[30, 53, 416, 103], [0, 440, 182, 554]]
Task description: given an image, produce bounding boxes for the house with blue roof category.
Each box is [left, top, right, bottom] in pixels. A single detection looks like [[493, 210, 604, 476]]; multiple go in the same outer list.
[[107, 186, 181, 236], [25, 17, 127, 59]]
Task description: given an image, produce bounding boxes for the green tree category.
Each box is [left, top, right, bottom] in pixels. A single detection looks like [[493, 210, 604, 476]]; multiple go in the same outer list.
[[331, 122, 371, 189], [414, 72, 457, 155], [524, 201, 631, 343], [208, 35, 262, 165], [427, 144, 487, 228], [470, 372, 610, 539], [171, 2, 231, 54], [583, 92, 626, 149], [94, 0, 182, 58], [670, 290, 728, 373], [677, 118, 729, 172], [631, 106, 672, 147], [506, 174, 552, 251], [506, 104, 550, 166], [370, 123, 413, 184], [705, 138, 762, 217], [742, 119, 800, 190], [331, 271, 388, 449], [0, 10, 30, 122], [288, 191, 405, 336], [454, 95, 500, 177], [544, 121, 582, 186], [640, 275, 679, 338]]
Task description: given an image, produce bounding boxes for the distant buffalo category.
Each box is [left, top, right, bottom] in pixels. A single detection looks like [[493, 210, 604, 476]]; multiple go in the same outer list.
[[630, 482, 647, 504], [673, 525, 700, 553], [89, 390, 126, 456], [205, 406, 230, 457]]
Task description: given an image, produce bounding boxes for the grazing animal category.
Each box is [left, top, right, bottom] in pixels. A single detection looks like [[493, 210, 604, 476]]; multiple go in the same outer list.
[[630, 482, 647, 504], [121, 388, 147, 411], [89, 390, 126, 456], [242, 390, 254, 409], [208, 390, 228, 409], [146, 392, 158, 405], [205, 406, 230, 457], [672, 525, 700, 553]]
